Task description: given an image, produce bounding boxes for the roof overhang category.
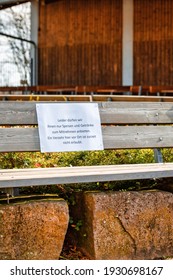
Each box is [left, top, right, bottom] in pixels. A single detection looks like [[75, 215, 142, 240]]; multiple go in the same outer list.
[[0, 0, 29, 10]]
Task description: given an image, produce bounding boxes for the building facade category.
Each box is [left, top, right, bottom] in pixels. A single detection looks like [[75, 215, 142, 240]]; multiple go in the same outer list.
[[1, 0, 173, 86]]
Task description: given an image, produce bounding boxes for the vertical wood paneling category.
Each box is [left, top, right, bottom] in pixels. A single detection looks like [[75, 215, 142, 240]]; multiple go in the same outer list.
[[134, 0, 173, 85], [38, 0, 122, 86]]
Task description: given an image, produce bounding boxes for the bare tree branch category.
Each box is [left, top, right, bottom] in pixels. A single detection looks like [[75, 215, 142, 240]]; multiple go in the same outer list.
[[0, 2, 31, 85]]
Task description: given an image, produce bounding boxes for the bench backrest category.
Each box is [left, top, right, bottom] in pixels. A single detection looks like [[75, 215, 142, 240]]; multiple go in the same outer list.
[[0, 101, 173, 153], [149, 86, 173, 94]]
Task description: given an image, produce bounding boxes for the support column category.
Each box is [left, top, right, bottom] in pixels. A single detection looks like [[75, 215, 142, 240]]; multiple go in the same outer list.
[[122, 0, 133, 86], [31, 0, 39, 85]]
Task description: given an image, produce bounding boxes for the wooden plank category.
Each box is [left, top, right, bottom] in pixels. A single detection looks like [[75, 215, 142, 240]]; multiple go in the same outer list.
[[130, 86, 149, 94], [0, 102, 38, 125], [64, 96, 91, 101], [93, 95, 173, 102], [0, 126, 173, 152], [46, 87, 76, 94], [2, 94, 173, 102], [150, 86, 173, 94], [1, 101, 173, 125], [2, 163, 168, 174], [0, 86, 36, 92], [0, 85, 131, 95], [102, 126, 173, 149], [0, 95, 91, 101], [0, 128, 40, 151], [1, 162, 173, 188], [0, 100, 173, 125], [99, 102, 173, 124]]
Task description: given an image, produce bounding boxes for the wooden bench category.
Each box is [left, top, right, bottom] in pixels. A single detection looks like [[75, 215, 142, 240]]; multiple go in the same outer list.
[[2, 85, 173, 96], [1, 101, 173, 197], [130, 85, 149, 95], [149, 86, 173, 96], [76, 85, 131, 95], [0, 85, 131, 95]]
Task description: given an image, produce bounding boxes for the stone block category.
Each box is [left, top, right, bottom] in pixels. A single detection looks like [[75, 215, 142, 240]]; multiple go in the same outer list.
[[0, 198, 69, 259], [72, 190, 173, 259]]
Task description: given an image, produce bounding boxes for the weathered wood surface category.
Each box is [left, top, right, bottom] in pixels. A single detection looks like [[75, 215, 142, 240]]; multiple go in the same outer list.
[[134, 0, 173, 85], [0, 126, 173, 152], [1, 163, 173, 188], [1, 101, 173, 189], [39, 0, 122, 85], [1, 101, 173, 125]]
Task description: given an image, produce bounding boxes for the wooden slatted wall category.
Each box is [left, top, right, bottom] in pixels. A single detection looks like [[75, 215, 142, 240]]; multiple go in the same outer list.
[[38, 0, 122, 86], [134, 0, 173, 85]]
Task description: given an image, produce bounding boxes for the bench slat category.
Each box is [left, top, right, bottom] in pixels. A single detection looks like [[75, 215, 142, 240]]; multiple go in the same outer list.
[[102, 126, 173, 149], [0, 126, 173, 152], [1, 163, 173, 188], [2, 95, 173, 103], [1, 101, 173, 125], [0, 128, 40, 152], [0, 163, 166, 174], [100, 104, 173, 124]]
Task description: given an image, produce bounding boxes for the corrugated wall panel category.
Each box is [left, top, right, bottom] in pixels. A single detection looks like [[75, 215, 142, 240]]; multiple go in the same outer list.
[[134, 0, 173, 85], [38, 0, 122, 86]]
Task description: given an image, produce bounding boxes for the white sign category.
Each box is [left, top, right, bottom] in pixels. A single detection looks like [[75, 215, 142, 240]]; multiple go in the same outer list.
[[36, 103, 104, 152]]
